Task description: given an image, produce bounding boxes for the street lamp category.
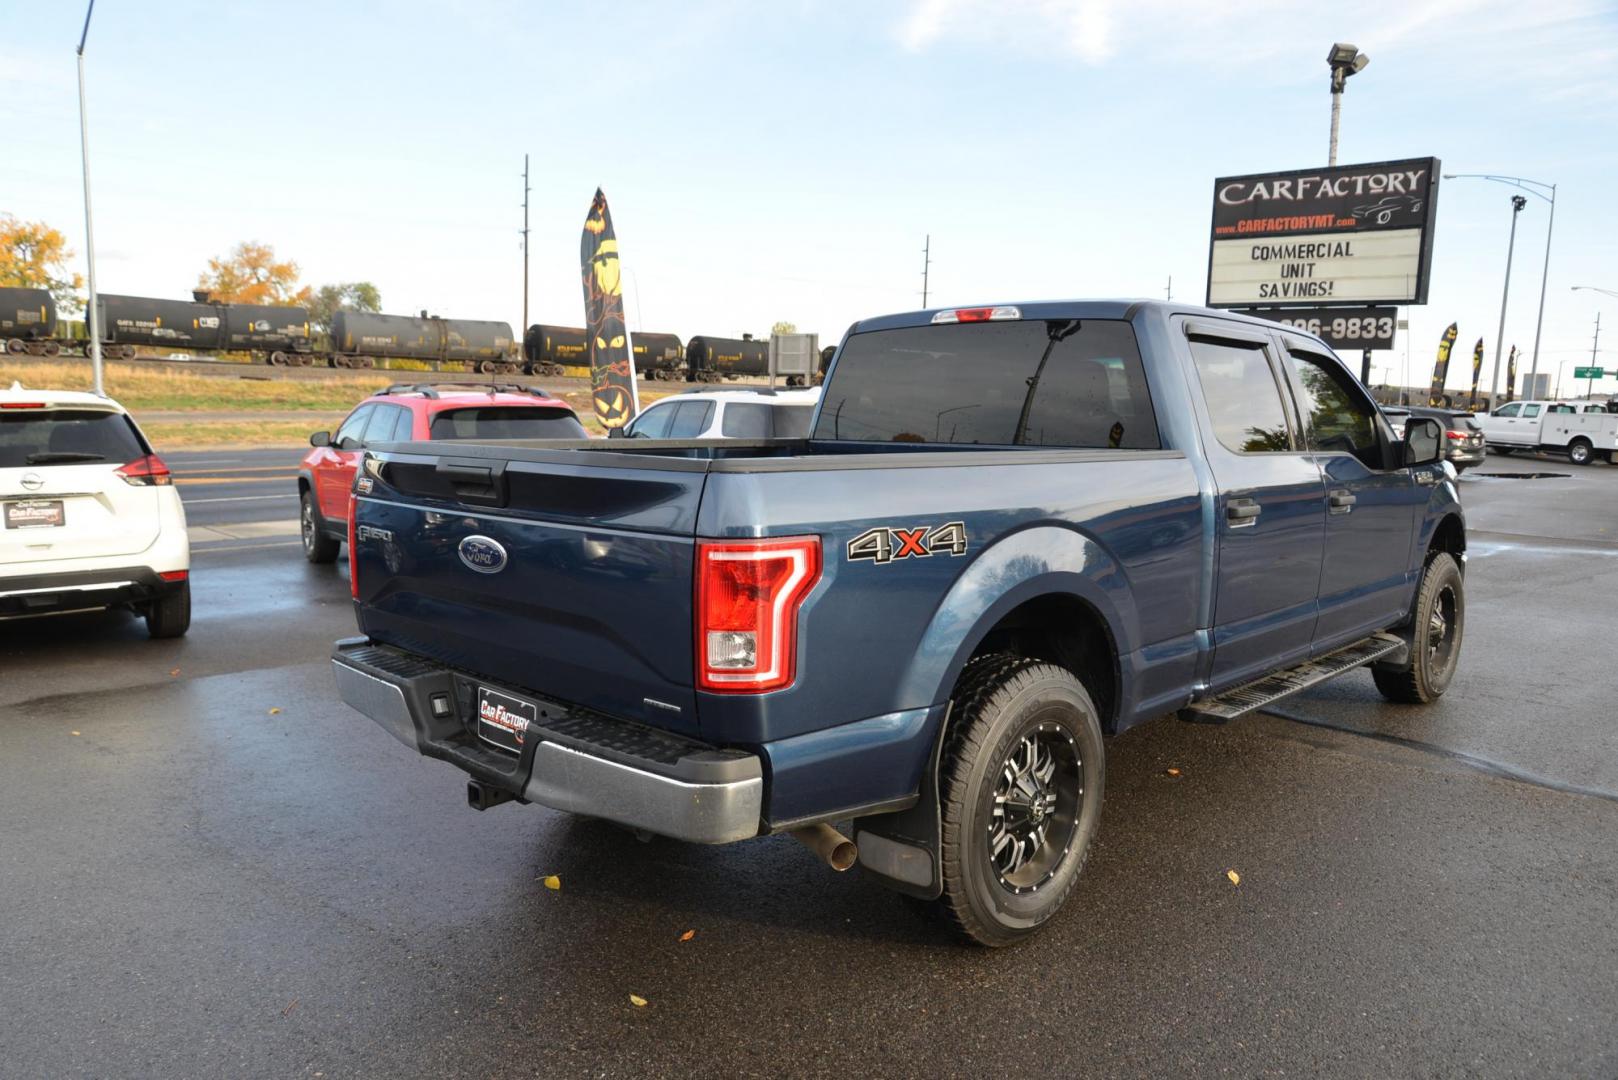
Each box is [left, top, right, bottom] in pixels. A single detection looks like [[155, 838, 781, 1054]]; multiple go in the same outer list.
[[1485, 195, 1527, 404], [1326, 43, 1369, 167], [1444, 173, 1557, 405], [76, 0, 103, 397]]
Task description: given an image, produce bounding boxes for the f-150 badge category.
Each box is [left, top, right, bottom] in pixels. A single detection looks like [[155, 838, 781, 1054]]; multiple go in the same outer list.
[[847, 522, 967, 564]]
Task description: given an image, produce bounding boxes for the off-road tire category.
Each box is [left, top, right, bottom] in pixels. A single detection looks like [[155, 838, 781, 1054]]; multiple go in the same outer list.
[[925, 654, 1105, 947], [1372, 552, 1464, 704], [146, 581, 191, 639], [301, 491, 340, 564]]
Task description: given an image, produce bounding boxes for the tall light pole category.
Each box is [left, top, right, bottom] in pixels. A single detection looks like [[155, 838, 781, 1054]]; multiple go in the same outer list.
[[520, 154, 531, 334], [920, 235, 931, 307], [1326, 43, 1369, 167], [76, 0, 103, 397], [1445, 173, 1557, 401], [1487, 195, 1527, 403]]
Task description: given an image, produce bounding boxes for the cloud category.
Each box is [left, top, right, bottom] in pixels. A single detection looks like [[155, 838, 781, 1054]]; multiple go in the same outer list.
[[892, 0, 1618, 100]]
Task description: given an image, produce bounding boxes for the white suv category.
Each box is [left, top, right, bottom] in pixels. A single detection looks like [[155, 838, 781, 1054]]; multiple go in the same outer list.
[[617, 387, 821, 440], [0, 383, 190, 637]]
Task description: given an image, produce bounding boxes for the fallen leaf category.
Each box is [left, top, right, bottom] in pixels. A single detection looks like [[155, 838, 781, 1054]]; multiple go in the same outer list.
[[1165, 767, 1182, 778], [628, 994, 648, 1008], [268, 707, 282, 715], [281, 998, 299, 1017], [70, 731, 81, 737], [542, 875, 561, 891], [1227, 869, 1241, 886], [168, 668, 181, 677], [678, 930, 695, 942]]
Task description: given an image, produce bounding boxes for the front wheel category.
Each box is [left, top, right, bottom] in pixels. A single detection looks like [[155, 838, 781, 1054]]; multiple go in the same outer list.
[[1372, 552, 1464, 704], [928, 655, 1105, 947]]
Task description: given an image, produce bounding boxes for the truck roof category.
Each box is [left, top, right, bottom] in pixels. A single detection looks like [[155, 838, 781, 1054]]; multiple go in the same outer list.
[[850, 299, 1307, 337]]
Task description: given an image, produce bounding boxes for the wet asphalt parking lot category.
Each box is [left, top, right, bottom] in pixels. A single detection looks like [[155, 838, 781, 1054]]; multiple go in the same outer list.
[[2, 451, 1615, 1078]]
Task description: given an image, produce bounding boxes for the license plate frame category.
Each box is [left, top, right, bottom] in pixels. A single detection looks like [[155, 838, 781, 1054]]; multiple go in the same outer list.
[[4, 499, 65, 530], [476, 684, 537, 755]]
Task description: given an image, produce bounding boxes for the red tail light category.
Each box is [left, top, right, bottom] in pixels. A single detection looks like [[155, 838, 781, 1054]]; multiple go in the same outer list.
[[1446, 430, 1468, 441], [696, 536, 821, 693], [115, 454, 172, 486], [158, 570, 188, 583], [347, 492, 359, 599], [931, 305, 1021, 324], [1, 402, 46, 409]]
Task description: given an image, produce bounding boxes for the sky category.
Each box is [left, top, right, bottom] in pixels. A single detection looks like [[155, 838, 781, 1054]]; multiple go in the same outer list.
[[3, 0, 1616, 396]]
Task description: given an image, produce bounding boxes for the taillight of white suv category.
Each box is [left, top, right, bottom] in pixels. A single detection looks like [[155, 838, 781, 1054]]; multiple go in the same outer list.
[[115, 454, 172, 486]]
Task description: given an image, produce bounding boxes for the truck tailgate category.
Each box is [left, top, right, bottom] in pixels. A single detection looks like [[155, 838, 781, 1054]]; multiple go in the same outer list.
[[353, 448, 707, 736]]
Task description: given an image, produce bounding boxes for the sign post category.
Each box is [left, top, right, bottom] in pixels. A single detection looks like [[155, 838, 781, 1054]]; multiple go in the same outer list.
[[1207, 157, 1440, 387]]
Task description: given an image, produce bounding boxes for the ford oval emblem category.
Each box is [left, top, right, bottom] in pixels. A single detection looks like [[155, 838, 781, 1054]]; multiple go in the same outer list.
[[457, 535, 507, 574]]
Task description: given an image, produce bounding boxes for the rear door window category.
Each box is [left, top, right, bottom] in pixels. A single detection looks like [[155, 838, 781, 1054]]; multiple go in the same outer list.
[[721, 403, 771, 438], [365, 404, 410, 443], [666, 401, 714, 438], [427, 407, 587, 440], [812, 318, 1159, 448], [1522, 404, 1542, 418], [0, 409, 147, 467], [1187, 338, 1293, 453]]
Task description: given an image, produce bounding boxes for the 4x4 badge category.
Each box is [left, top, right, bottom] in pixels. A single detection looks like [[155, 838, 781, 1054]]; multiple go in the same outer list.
[[847, 522, 967, 565]]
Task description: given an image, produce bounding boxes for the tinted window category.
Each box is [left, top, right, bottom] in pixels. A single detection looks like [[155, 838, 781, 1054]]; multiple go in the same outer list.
[[666, 401, 713, 438], [1547, 404, 1575, 413], [722, 402, 771, 438], [365, 404, 409, 443], [812, 319, 1159, 448], [0, 409, 146, 468], [627, 403, 675, 438], [772, 404, 813, 438], [335, 405, 374, 449], [390, 406, 417, 441], [1493, 403, 1521, 417], [1188, 338, 1292, 453], [1285, 350, 1382, 466], [428, 407, 587, 440]]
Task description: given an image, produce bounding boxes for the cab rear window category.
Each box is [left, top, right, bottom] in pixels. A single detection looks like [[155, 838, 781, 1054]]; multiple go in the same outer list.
[[812, 319, 1159, 448], [0, 409, 147, 468], [428, 407, 586, 441]]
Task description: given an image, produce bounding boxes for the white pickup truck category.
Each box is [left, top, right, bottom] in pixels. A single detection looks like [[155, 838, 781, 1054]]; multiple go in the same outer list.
[[1476, 400, 1618, 465]]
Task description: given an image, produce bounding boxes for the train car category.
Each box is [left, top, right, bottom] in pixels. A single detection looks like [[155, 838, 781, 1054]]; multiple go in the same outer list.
[[0, 288, 59, 355], [686, 334, 768, 382], [98, 294, 225, 359], [632, 332, 686, 380], [222, 304, 314, 365], [332, 311, 520, 372], [523, 324, 589, 375]]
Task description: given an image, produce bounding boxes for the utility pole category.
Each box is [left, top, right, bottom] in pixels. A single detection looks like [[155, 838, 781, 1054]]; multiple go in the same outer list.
[[1490, 195, 1527, 403], [520, 153, 531, 333], [76, 0, 103, 397], [920, 235, 931, 308], [1590, 311, 1602, 399], [1165, 276, 1173, 301]]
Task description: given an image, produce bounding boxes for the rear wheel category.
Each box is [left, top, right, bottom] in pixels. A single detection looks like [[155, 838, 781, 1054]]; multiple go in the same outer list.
[[1569, 438, 1594, 466], [925, 655, 1105, 947], [1372, 552, 1464, 704], [301, 491, 340, 564], [42, 341, 61, 357], [146, 581, 191, 639]]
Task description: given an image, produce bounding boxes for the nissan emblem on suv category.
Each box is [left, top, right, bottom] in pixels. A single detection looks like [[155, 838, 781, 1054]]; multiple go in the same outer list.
[[457, 535, 507, 574]]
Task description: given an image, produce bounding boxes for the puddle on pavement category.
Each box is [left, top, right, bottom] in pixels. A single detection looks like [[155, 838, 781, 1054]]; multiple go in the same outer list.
[[1468, 472, 1572, 480]]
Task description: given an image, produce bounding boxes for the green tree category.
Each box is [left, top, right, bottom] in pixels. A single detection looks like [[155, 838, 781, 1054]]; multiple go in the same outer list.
[[0, 215, 84, 313], [306, 282, 382, 335], [771, 320, 797, 336]]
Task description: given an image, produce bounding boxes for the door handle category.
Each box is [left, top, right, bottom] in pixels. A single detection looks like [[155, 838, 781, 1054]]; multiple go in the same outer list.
[[1328, 489, 1356, 513], [1226, 498, 1261, 527]]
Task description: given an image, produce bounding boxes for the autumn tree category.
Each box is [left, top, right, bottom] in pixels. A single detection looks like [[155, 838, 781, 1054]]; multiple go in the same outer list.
[[771, 320, 797, 335], [305, 282, 382, 335], [196, 241, 312, 306], [0, 215, 84, 313]]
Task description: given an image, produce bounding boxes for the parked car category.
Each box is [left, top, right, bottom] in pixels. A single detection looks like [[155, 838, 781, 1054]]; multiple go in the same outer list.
[[0, 382, 190, 637], [1383, 406, 1485, 472], [332, 301, 1464, 946], [297, 383, 585, 563], [1475, 399, 1618, 465], [617, 387, 821, 440]]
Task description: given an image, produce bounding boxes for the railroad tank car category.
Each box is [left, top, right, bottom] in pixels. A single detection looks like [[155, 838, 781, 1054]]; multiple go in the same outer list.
[[523, 324, 589, 375], [0, 288, 57, 354], [686, 334, 769, 381], [98, 294, 225, 358], [332, 311, 520, 372], [631, 332, 686, 380], [221, 304, 313, 363], [441, 319, 518, 363]]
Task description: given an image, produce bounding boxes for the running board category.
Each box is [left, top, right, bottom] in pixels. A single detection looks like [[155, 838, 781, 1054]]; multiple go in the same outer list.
[[1179, 632, 1408, 724]]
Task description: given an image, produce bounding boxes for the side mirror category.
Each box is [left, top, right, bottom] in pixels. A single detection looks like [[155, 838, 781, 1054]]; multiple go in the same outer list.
[[309, 430, 331, 448], [1403, 416, 1444, 467]]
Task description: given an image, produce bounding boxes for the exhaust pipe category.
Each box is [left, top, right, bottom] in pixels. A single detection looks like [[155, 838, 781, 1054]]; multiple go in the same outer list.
[[791, 823, 857, 871]]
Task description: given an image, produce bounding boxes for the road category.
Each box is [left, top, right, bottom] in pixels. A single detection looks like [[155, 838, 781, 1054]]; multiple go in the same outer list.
[[2, 453, 1615, 1078]]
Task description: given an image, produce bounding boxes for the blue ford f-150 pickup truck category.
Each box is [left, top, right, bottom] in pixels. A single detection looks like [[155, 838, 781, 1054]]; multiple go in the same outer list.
[[332, 300, 1466, 945]]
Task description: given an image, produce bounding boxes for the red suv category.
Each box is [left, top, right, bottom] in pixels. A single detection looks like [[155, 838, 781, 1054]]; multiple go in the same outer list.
[[297, 383, 585, 563]]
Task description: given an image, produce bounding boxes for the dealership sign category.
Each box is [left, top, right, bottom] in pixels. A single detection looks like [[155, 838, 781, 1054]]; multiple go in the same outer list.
[[1206, 157, 1439, 308], [1228, 305, 1398, 351]]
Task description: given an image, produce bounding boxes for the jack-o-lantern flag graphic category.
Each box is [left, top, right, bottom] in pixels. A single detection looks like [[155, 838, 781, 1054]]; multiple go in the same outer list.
[[1428, 322, 1458, 407], [1505, 346, 1518, 403], [580, 189, 639, 429], [1469, 338, 1484, 408]]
